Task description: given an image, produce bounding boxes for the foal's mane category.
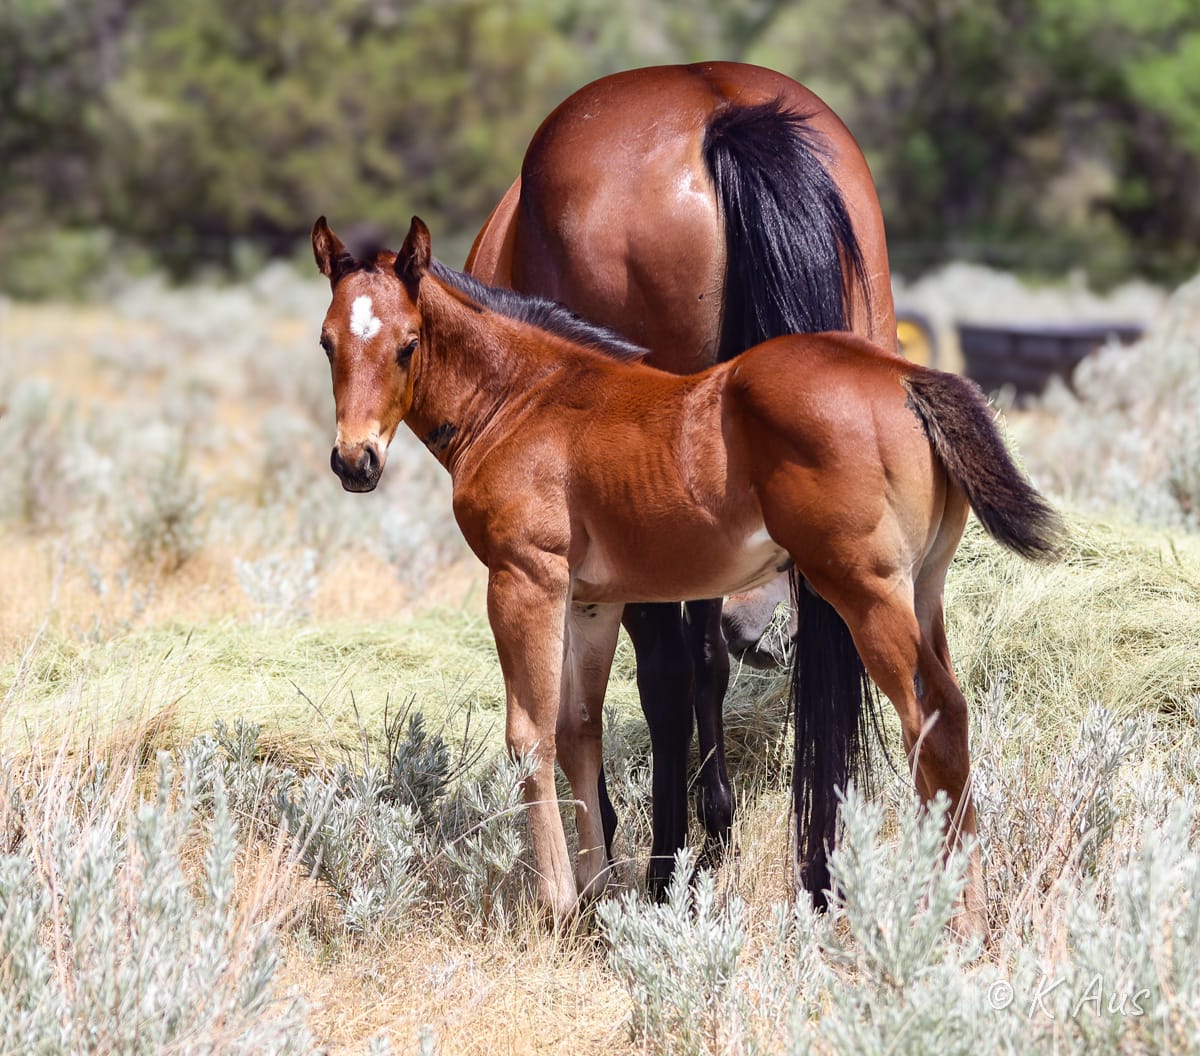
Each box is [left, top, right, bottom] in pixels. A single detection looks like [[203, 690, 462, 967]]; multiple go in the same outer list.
[[429, 261, 649, 363], [336, 245, 648, 363]]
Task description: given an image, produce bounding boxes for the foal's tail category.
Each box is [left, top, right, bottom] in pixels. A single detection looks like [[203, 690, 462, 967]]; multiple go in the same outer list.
[[902, 370, 1064, 560], [702, 99, 870, 359], [789, 571, 885, 909]]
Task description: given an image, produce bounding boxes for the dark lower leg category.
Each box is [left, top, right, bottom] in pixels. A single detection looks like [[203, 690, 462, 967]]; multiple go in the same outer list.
[[684, 598, 734, 855], [597, 769, 618, 862], [623, 602, 694, 899]]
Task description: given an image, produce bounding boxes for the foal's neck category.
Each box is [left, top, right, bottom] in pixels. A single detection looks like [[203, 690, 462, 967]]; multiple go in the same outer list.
[[405, 280, 566, 471]]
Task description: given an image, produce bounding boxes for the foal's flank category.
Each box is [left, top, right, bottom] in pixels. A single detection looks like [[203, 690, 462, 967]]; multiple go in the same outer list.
[[313, 216, 1061, 931]]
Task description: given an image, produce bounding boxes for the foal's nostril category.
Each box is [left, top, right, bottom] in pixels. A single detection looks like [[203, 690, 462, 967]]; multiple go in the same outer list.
[[329, 446, 344, 477], [361, 444, 380, 477]]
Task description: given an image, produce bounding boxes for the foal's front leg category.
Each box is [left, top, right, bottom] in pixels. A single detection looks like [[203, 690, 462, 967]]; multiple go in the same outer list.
[[558, 602, 623, 899], [487, 555, 576, 919]]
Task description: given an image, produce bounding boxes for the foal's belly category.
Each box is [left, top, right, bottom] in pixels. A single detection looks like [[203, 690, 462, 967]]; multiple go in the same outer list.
[[571, 524, 791, 604]]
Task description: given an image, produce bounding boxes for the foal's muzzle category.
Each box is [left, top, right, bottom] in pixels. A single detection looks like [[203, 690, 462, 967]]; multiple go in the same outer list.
[[330, 442, 383, 492]]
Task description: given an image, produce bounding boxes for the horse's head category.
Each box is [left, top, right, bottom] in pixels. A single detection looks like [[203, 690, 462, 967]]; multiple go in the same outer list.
[[312, 215, 431, 492]]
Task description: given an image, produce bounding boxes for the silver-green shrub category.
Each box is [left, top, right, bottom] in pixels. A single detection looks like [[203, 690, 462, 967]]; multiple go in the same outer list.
[[213, 713, 533, 937], [121, 427, 206, 570], [1025, 273, 1200, 528], [0, 380, 92, 529], [234, 549, 320, 624], [383, 710, 452, 830], [435, 750, 537, 934], [597, 702, 1200, 1056], [971, 685, 1146, 918], [1052, 798, 1200, 1053], [813, 788, 1008, 1056], [280, 763, 424, 935], [598, 848, 750, 1056], [0, 752, 310, 1055]]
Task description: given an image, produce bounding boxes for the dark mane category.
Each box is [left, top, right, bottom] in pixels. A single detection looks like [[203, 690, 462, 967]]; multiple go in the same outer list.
[[431, 261, 648, 363]]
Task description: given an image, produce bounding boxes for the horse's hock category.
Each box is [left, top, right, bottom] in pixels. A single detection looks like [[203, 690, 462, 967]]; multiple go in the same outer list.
[[958, 321, 1144, 398]]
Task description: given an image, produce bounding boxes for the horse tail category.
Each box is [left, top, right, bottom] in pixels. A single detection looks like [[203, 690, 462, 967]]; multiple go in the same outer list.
[[704, 100, 877, 906], [902, 370, 1064, 560], [701, 98, 870, 359], [789, 569, 884, 909]]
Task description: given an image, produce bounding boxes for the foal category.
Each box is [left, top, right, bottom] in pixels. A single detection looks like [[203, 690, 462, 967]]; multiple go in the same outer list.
[[313, 216, 1061, 932]]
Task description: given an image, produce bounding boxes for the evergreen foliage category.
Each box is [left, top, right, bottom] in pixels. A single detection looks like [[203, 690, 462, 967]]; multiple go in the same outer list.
[[1, 1, 1197, 288]]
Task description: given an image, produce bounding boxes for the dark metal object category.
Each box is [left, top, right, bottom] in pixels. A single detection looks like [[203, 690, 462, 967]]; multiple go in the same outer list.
[[957, 322, 1144, 397]]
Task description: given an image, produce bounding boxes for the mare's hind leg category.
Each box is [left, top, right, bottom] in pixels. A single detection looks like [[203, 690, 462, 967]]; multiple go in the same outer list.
[[596, 770, 618, 864], [684, 598, 735, 856], [558, 602, 623, 899], [622, 602, 694, 899], [812, 569, 984, 936]]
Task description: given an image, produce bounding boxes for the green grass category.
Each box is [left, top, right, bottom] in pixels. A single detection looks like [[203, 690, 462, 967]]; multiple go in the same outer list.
[[946, 516, 1200, 737], [1, 606, 647, 770], [4, 513, 1198, 786]]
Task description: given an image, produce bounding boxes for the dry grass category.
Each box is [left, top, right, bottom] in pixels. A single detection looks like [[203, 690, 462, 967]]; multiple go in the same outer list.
[[947, 516, 1200, 733], [279, 918, 630, 1055], [257, 780, 800, 1053]]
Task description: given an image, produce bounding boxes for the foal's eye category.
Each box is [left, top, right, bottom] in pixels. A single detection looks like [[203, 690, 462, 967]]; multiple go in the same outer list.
[[319, 336, 333, 359], [397, 337, 418, 364]]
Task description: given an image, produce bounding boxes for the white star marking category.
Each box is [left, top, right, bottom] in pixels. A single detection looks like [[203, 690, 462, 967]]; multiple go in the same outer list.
[[350, 295, 382, 340]]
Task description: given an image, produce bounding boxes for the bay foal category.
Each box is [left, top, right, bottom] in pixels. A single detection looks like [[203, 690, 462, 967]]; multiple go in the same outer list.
[[313, 216, 1060, 932]]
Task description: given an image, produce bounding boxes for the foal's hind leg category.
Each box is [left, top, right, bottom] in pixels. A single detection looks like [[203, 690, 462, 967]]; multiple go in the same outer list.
[[811, 568, 984, 936], [622, 602, 694, 898], [912, 577, 984, 930], [558, 602, 623, 899], [684, 598, 735, 857]]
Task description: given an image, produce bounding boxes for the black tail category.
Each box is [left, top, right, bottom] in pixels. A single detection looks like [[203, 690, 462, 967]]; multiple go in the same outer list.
[[702, 99, 870, 360], [789, 572, 885, 909], [902, 370, 1064, 560], [705, 99, 879, 907]]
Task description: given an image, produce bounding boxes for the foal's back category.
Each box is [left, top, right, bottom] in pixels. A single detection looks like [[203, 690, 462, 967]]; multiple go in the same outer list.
[[511, 331, 943, 604]]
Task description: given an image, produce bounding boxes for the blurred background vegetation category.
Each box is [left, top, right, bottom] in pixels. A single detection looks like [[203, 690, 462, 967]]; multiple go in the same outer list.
[[1, 0, 1198, 296]]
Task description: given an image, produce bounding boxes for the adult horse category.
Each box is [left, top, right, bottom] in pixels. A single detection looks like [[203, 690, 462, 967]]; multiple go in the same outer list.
[[311, 216, 1061, 932], [465, 62, 898, 894]]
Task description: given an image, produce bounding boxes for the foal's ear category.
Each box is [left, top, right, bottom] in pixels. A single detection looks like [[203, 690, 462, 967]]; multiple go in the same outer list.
[[395, 216, 432, 290], [312, 217, 355, 288]]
